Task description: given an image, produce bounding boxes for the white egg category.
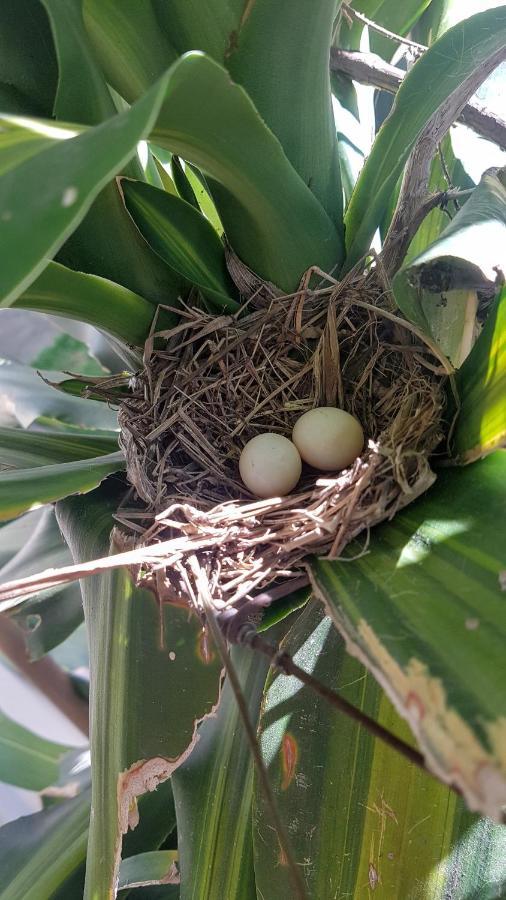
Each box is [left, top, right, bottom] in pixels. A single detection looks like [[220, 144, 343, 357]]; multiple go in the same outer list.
[[239, 433, 302, 498], [292, 407, 364, 471]]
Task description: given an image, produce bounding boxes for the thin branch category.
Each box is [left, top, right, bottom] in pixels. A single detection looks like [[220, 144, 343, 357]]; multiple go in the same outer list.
[[0, 614, 89, 736], [197, 575, 308, 900], [340, 3, 426, 53], [329, 49, 506, 150], [381, 45, 506, 276], [242, 629, 465, 801]]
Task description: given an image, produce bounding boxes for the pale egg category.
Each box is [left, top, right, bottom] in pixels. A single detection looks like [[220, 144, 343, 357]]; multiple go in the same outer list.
[[292, 407, 364, 471], [239, 433, 302, 498]]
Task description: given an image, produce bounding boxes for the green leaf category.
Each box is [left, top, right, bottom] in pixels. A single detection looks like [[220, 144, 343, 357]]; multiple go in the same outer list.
[[310, 452, 506, 821], [0, 788, 91, 900], [151, 52, 342, 291], [0, 426, 117, 468], [82, 0, 178, 103], [344, 8, 506, 270], [254, 600, 506, 898], [364, 0, 432, 60], [118, 851, 178, 891], [0, 506, 81, 658], [393, 166, 505, 365], [10, 584, 84, 661], [394, 135, 477, 365], [172, 643, 273, 900], [0, 359, 118, 431], [0, 510, 44, 568], [170, 156, 199, 209], [0, 452, 124, 522], [39, 0, 184, 311], [449, 286, 506, 463], [227, 0, 343, 230], [40, 0, 116, 123], [152, 0, 243, 61], [56, 484, 224, 899], [185, 165, 223, 235], [0, 779, 176, 900], [397, 168, 506, 304], [335, 0, 432, 55], [0, 0, 57, 117], [0, 710, 69, 791], [0, 70, 175, 308], [0, 123, 55, 176], [31, 333, 107, 377], [0, 502, 73, 593], [121, 179, 238, 312], [12, 261, 169, 348]]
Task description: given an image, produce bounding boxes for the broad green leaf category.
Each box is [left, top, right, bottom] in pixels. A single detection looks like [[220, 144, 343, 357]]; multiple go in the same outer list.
[[0, 451, 124, 522], [311, 453, 506, 821], [57, 484, 224, 899], [0, 83, 37, 116], [395, 135, 476, 365], [0, 510, 44, 567], [31, 333, 107, 377], [39, 376, 130, 405], [12, 261, 169, 348], [120, 888, 178, 900], [121, 179, 238, 312], [171, 156, 199, 208], [40, 0, 184, 311], [152, 52, 342, 291], [395, 168, 506, 322], [185, 165, 223, 235], [0, 124, 54, 176], [0, 780, 176, 900], [10, 584, 84, 661], [416, 0, 506, 42], [0, 788, 91, 900], [83, 0, 178, 104], [344, 8, 506, 270], [152, 0, 243, 60], [335, 0, 430, 59], [254, 600, 506, 899], [0, 71, 175, 308], [0, 710, 69, 791], [449, 287, 506, 463], [0, 426, 117, 468], [227, 0, 343, 230], [362, 0, 432, 60], [40, 0, 116, 123], [172, 643, 273, 900], [118, 851, 178, 891], [0, 360, 118, 431], [0, 506, 81, 646], [0, 0, 57, 117]]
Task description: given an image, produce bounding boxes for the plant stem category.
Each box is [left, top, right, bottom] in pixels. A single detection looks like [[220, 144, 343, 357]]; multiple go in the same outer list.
[[202, 600, 309, 900], [243, 629, 467, 803]]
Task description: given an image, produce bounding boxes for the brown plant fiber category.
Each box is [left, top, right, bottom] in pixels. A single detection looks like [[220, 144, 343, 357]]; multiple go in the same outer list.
[[115, 266, 447, 619]]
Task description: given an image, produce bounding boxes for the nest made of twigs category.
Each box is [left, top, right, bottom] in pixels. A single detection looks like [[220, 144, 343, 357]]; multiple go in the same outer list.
[[112, 266, 447, 622]]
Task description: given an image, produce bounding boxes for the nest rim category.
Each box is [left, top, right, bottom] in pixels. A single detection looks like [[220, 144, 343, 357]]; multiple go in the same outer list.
[[111, 266, 448, 616]]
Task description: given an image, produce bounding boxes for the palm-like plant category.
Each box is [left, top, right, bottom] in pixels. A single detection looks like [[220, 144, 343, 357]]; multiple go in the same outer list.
[[0, 1, 505, 898]]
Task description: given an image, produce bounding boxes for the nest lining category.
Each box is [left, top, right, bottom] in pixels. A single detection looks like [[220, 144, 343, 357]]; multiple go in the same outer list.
[[114, 267, 446, 616]]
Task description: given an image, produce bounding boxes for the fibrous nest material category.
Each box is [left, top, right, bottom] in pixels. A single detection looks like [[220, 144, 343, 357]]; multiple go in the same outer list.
[[114, 266, 447, 626]]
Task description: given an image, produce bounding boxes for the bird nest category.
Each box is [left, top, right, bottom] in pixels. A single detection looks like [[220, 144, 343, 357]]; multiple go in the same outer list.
[[113, 266, 447, 628]]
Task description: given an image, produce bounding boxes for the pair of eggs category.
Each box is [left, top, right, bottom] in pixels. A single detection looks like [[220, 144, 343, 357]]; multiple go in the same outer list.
[[239, 407, 364, 498]]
